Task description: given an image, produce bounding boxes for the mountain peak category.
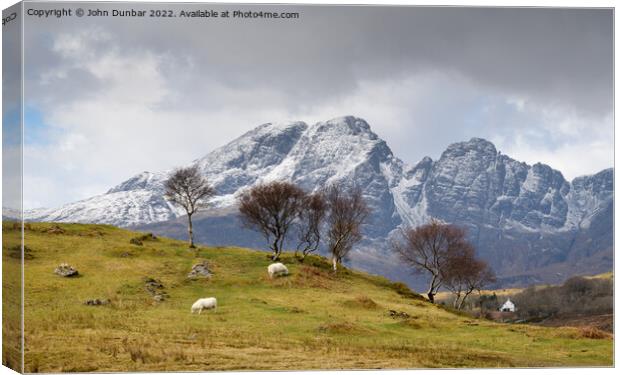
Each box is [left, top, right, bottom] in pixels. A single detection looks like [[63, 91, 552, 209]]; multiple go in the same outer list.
[[312, 116, 378, 140], [196, 120, 308, 172], [241, 120, 309, 141], [26, 116, 612, 237], [463, 137, 497, 152], [256, 120, 308, 132], [439, 137, 497, 163]]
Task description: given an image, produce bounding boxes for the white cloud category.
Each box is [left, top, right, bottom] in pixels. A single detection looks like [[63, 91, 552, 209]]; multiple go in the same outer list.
[[23, 28, 613, 209]]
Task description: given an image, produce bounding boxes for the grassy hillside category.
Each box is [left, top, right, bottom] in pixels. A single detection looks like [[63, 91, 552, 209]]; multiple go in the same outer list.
[[2, 222, 613, 372]]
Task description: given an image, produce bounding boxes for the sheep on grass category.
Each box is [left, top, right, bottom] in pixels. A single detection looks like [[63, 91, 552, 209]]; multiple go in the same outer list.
[[268, 262, 289, 278], [191, 297, 217, 314]]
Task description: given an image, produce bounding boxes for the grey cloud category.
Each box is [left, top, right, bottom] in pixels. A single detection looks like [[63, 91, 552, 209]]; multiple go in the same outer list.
[[16, 2, 614, 207], [23, 4, 612, 114]]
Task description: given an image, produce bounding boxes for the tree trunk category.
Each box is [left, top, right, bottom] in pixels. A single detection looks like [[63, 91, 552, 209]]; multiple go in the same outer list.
[[187, 214, 195, 248], [271, 236, 280, 261], [332, 257, 338, 272], [427, 292, 435, 304], [427, 274, 438, 303], [453, 293, 461, 309], [458, 291, 473, 310]]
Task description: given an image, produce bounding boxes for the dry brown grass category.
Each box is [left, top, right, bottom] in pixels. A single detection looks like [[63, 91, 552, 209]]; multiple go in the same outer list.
[[576, 326, 613, 340], [343, 295, 379, 309], [293, 265, 335, 289], [317, 321, 373, 335]]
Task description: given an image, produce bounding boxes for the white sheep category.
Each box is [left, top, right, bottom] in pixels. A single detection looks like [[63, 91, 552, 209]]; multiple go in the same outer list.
[[267, 262, 289, 278], [191, 297, 217, 314]]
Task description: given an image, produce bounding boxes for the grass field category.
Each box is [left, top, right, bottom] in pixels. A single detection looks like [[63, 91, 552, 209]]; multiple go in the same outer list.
[[2, 222, 613, 372]]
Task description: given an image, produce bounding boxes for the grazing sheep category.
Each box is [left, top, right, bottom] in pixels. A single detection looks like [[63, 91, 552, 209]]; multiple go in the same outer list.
[[191, 297, 217, 314], [268, 262, 289, 278]]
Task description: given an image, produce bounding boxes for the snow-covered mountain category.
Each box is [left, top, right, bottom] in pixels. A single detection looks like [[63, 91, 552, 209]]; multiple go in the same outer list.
[[23, 116, 613, 287]]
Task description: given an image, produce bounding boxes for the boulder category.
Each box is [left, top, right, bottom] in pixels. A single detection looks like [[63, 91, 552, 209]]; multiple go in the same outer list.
[[144, 277, 168, 301], [388, 309, 411, 319], [54, 263, 78, 277], [130, 233, 157, 245], [187, 261, 212, 279]]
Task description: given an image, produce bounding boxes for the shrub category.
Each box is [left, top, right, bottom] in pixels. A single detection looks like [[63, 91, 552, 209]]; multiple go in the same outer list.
[[511, 276, 612, 321], [7, 245, 34, 260], [577, 326, 612, 340]]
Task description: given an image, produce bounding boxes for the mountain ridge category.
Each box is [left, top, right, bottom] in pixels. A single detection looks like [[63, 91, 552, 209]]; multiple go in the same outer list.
[[19, 116, 613, 288]]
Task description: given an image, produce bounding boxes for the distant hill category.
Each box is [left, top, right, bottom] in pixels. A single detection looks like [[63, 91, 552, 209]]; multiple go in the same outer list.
[[20, 116, 613, 289], [2, 222, 612, 371]]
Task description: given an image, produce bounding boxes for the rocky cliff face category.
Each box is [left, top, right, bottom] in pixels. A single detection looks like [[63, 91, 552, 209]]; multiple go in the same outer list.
[[24, 116, 613, 288], [405, 137, 573, 231]]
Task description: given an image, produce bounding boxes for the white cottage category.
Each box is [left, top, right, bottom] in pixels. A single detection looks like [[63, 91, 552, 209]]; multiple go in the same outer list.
[[500, 299, 515, 312]]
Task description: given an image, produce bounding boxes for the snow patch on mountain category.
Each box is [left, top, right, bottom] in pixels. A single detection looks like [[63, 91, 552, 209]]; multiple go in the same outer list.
[[23, 117, 612, 243]]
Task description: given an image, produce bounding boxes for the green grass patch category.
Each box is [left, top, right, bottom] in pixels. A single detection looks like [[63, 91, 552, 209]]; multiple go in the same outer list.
[[0, 222, 612, 372]]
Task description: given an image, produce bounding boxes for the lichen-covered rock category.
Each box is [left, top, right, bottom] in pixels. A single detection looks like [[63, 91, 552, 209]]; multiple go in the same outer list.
[[187, 261, 212, 279], [388, 310, 411, 319], [54, 263, 78, 277], [144, 277, 168, 301]]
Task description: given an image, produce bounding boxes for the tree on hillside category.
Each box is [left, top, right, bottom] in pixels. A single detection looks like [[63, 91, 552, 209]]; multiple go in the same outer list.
[[442, 246, 496, 309], [391, 219, 473, 303], [296, 192, 327, 261], [164, 165, 215, 248], [325, 185, 370, 273], [479, 293, 500, 314], [238, 181, 306, 261]]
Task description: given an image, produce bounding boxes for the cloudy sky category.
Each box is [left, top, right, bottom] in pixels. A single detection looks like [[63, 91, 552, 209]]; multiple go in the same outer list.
[[17, 3, 613, 209]]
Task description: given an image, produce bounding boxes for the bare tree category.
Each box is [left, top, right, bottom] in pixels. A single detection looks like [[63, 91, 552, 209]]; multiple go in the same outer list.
[[325, 185, 370, 273], [296, 192, 327, 261], [238, 181, 306, 260], [164, 165, 215, 248], [442, 246, 496, 309], [391, 219, 472, 303], [442, 244, 476, 308]]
